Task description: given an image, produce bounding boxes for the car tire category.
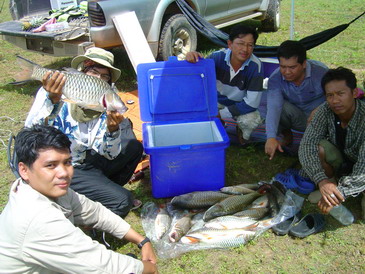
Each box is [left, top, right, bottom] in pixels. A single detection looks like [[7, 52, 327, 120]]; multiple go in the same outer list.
[[260, 0, 280, 32], [158, 14, 197, 61]]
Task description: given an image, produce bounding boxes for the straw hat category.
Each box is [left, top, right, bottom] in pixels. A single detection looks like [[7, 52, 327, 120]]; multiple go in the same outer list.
[[71, 47, 121, 82]]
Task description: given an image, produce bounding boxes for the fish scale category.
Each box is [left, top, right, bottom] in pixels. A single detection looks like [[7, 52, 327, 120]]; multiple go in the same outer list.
[[233, 207, 269, 219], [181, 227, 256, 247], [171, 191, 231, 209], [203, 192, 261, 221], [15, 56, 127, 113]]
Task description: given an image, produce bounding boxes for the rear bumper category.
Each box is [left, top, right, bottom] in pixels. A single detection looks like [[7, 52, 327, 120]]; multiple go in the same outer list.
[[0, 20, 93, 56]]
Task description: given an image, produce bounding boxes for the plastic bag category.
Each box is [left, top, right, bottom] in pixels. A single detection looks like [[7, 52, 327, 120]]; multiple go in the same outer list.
[[141, 189, 304, 259]]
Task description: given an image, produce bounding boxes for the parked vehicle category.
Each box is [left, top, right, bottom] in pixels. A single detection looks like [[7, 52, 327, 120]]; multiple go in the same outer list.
[[0, 0, 280, 60]]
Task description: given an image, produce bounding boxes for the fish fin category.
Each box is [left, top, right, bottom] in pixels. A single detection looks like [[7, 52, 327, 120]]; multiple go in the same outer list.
[[62, 67, 82, 74], [245, 223, 259, 231], [184, 236, 200, 243], [14, 56, 38, 82], [63, 98, 78, 104]]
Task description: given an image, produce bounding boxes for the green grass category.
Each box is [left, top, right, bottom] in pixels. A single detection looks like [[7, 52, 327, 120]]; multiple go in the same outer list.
[[1, 0, 365, 273]]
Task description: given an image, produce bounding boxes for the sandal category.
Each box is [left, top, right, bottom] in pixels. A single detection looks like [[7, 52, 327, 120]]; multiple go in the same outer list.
[[289, 213, 325, 238], [274, 172, 298, 190], [129, 171, 145, 183]]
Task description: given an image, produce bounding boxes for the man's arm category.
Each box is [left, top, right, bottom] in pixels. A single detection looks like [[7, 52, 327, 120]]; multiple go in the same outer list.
[[57, 189, 158, 272], [298, 105, 330, 184], [265, 73, 285, 159], [337, 141, 365, 198], [23, 207, 147, 274]]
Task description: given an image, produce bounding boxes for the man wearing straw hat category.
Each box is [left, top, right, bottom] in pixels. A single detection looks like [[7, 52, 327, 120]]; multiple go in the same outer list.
[[25, 47, 143, 218]]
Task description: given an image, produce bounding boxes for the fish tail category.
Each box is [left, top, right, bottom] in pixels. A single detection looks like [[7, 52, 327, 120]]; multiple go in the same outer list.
[[12, 56, 42, 84]]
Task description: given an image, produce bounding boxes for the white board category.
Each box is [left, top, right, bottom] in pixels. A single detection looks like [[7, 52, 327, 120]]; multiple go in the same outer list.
[[113, 12, 156, 72]]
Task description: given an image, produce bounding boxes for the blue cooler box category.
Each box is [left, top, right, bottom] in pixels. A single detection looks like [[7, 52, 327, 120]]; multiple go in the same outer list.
[[137, 57, 230, 198]]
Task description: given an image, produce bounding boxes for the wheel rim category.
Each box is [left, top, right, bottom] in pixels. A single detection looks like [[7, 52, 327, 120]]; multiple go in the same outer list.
[[172, 28, 191, 60]]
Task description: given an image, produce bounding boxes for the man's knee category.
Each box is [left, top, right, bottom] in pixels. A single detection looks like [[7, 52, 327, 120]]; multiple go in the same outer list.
[[280, 101, 307, 132], [110, 190, 134, 218], [124, 139, 143, 157]]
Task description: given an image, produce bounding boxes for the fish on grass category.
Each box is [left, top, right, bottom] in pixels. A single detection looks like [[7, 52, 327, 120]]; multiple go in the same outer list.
[[168, 212, 193, 243], [233, 207, 269, 220], [181, 226, 257, 247], [250, 194, 269, 209], [220, 185, 255, 195], [220, 183, 259, 195], [171, 191, 231, 209], [154, 204, 171, 239], [13, 56, 128, 113], [204, 216, 258, 230], [203, 191, 262, 221]]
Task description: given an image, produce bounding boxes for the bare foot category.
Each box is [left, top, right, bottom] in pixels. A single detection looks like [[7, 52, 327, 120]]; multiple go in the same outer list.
[[236, 126, 248, 146]]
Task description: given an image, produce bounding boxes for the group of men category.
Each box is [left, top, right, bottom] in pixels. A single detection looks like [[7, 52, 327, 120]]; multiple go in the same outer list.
[[0, 23, 364, 273], [186, 25, 364, 217]]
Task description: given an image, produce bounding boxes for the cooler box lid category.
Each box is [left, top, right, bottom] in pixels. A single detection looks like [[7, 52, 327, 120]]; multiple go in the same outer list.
[[137, 56, 217, 122]]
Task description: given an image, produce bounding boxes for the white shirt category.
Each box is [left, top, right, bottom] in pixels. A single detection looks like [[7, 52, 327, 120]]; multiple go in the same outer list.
[[0, 178, 144, 273]]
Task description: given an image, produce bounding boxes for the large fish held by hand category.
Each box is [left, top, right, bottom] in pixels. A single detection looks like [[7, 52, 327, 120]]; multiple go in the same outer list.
[[13, 56, 128, 113]]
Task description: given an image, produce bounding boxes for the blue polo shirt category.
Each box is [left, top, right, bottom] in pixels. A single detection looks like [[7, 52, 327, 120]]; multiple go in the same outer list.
[[266, 59, 328, 139], [208, 49, 264, 116]]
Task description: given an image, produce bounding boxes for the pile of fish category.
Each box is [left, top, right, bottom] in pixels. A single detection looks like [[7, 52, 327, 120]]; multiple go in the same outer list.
[[141, 182, 303, 258]]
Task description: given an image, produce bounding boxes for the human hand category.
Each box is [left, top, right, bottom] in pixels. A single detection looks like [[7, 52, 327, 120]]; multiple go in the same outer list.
[[142, 260, 158, 274], [318, 179, 344, 207], [318, 197, 334, 214], [185, 51, 203, 63], [141, 242, 157, 264], [106, 111, 124, 133], [42, 70, 66, 104], [265, 138, 283, 160]]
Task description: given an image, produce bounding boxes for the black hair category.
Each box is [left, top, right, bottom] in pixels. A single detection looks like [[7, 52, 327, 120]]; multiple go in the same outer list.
[[321, 67, 357, 93], [229, 24, 259, 44], [277, 40, 307, 64], [15, 125, 71, 168]]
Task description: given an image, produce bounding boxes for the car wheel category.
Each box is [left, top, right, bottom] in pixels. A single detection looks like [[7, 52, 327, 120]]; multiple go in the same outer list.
[[260, 0, 280, 32], [158, 14, 197, 61]]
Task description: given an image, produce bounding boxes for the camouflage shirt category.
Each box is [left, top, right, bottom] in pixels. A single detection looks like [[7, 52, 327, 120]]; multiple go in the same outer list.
[[25, 88, 122, 165]]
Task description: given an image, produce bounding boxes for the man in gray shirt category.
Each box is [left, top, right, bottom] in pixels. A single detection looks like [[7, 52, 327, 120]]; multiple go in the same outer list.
[[265, 40, 328, 160]]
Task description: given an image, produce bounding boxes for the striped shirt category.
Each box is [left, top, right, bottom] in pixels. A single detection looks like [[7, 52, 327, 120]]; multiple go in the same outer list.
[[207, 49, 264, 116], [299, 100, 365, 198]]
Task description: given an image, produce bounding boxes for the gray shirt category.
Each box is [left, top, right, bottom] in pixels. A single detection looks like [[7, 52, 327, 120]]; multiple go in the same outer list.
[[266, 60, 328, 139]]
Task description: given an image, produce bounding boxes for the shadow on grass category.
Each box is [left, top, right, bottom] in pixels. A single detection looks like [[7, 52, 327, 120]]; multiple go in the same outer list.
[[1, 81, 41, 96]]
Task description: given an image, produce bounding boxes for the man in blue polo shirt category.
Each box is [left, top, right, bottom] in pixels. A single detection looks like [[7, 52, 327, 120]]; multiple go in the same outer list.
[[186, 24, 264, 145], [265, 40, 328, 160]]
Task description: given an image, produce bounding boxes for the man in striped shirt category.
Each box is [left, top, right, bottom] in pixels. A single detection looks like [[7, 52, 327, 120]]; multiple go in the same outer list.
[[299, 67, 365, 218], [186, 25, 264, 145]]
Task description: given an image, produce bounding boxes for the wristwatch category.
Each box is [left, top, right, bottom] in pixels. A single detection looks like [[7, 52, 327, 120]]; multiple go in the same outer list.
[[137, 237, 150, 249]]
